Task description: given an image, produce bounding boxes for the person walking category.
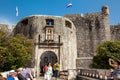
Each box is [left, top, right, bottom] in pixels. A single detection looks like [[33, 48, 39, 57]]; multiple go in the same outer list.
[[53, 61, 60, 80], [43, 64, 47, 80], [20, 67, 34, 80], [45, 63, 53, 80], [16, 68, 26, 80]]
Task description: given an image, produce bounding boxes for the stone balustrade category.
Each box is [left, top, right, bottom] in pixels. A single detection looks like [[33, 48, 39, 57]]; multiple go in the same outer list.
[[77, 68, 109, 80], [0, 68, 110, 80]]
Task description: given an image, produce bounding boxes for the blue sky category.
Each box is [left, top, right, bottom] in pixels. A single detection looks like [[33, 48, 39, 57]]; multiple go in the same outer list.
[[0, 0, 120, 26]]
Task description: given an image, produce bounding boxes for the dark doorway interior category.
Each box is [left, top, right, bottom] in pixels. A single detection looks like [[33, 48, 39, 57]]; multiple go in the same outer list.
[[40, 51, 57, 75]]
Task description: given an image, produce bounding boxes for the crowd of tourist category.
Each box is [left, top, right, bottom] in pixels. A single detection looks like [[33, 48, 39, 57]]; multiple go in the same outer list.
[[0, 67, 35, 80], [0, 61, 60, 80], [43, 61, 60, 80], [1, 58, 120, 80]]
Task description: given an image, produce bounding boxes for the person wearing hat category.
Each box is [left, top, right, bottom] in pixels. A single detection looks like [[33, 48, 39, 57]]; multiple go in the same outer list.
[[7, 70, 16, 80], [20, 67, 34, 80], [109, 58, 120, 79]]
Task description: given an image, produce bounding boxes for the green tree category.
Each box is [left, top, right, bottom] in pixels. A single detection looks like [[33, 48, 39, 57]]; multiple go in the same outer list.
[[0, 30, 34, 71], [92, 41, 120, 69]]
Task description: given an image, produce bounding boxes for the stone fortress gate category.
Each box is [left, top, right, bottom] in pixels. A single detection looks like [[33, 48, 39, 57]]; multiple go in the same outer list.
[[14, 15, 77, 79], [13, 6, 112, 79]]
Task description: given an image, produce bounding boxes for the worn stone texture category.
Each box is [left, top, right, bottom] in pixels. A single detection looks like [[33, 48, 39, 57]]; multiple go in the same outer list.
[[1, 6, 120, 80], [76, 58, 93, 68], [0, 24, 10, 32], [64, 6, 111, 68], [2, 6, 120, 77], [111, 24, 120, 40], [13, 15, 77, 77], [6, 6, 111, 69]]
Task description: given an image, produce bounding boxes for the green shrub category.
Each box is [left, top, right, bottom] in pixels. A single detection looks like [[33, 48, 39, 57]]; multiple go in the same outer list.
[[92, 41, 120, 69], [0, 30, 34, 71]]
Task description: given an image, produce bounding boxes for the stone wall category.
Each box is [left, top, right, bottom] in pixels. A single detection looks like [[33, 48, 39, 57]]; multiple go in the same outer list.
[[65, 6, 111, 68], [0, 24, 10, 32], [76, 57, 93, 68], [2, 5, 120, 79], [0, 24, 15, 37], [111, 24, 120, 40], [14, 15, 77, 77], [0, 24, 15, 32]]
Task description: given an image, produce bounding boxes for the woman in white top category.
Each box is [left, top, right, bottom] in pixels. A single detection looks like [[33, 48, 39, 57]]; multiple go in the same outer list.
[[45, 63, 53, 80]]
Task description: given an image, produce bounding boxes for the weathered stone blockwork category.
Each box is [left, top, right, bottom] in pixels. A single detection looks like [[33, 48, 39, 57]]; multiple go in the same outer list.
[[0, 24, 10, 32], [64, 6, 111, 68], [13, 15, 77, 78], [13, 6, 113, 69], [1, 5, 120, 79], [111, 24, 120, 40]]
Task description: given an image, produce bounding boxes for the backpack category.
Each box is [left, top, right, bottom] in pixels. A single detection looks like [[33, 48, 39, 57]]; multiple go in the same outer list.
[[43, 66, 47, 72], [55, 63, 59, 70]]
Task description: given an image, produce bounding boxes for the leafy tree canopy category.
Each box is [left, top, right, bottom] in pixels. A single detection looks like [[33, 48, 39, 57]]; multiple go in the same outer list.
[[0, 30, 34, 71], [92, 41, 120, 69]]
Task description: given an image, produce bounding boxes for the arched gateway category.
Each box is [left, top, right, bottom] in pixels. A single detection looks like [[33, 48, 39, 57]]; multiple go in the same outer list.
[[40, 51, 57, 73], [14, 15, 77, 79]]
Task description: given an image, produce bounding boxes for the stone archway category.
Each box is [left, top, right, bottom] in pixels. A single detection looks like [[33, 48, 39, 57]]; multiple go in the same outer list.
[[40, 51, 57, 73]]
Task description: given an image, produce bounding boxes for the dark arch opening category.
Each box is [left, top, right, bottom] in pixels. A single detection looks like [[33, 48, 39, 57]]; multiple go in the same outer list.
[[40, 51, 57, 75]]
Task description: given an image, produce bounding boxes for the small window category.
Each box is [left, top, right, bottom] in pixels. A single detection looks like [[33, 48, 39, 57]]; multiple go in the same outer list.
[[21, 19, 28, 25], [46, 19, 54, 26], [95, 18, 100, 28], [65, 21, 71, 28]]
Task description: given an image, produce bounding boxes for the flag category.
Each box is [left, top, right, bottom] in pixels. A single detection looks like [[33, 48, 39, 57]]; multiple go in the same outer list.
[[66, 3, 72, 8], [16, 6, 18, 16]]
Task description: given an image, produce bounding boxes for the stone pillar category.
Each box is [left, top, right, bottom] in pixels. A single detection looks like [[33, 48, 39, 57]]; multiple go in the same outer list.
[[34, 35, 40, 78], [68, 69, 77, 80]]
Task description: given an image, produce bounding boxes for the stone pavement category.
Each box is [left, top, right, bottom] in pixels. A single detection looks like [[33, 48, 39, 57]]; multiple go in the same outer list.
[[35, 77, 66, 80]]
